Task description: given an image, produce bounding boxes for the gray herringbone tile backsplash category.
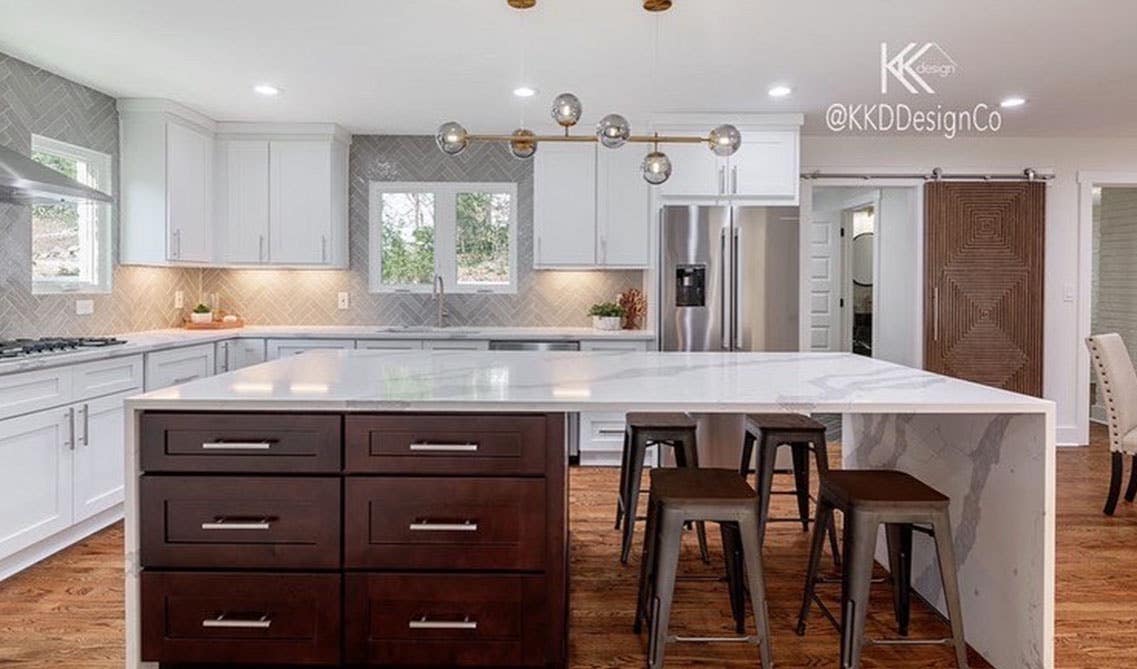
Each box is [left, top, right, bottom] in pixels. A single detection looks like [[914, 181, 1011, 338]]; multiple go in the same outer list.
[[0, 53, 197, 339], [1, 52, 642, 337], [202, 136, 643, 327]]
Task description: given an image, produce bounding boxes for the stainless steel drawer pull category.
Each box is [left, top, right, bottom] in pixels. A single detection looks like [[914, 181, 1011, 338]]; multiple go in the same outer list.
[[409, 519, 479, 532], [201, 440, 275, 451], [409, 442, 479, 452], [172, 375, 199, 385], [409, 616, 477, 631], [201, 517, 274, 531], [202, 613, 272, 629], [597, 428, 625, 436]]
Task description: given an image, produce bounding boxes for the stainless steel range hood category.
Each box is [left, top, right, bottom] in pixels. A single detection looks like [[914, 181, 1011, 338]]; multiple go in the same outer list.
[[0, 144, 113, 205]]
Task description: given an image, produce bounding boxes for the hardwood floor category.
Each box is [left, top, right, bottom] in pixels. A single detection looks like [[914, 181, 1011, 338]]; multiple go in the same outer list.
[[0, 425, 1128, 667]]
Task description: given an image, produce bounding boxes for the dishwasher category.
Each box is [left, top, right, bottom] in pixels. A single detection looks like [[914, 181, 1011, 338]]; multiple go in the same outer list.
[[489, 340, 581, 460]]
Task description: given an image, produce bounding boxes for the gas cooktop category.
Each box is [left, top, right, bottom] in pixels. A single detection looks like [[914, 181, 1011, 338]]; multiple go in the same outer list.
[[0, 337, 127, 360]]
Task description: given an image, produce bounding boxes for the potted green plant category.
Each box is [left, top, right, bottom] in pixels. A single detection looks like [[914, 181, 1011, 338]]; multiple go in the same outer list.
[[190, 303, 213, 324], [588, 302, 625, 331]]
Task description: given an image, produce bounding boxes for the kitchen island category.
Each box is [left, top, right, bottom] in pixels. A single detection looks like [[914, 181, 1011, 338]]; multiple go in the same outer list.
[[123, 349, 1054, 669]]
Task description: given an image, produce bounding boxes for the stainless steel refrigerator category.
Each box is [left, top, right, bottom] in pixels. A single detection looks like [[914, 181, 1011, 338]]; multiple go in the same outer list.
[[660, 205, 800, 352]]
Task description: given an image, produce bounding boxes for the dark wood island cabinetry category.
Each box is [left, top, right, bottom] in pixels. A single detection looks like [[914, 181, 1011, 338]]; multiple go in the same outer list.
[[137, 411, 567, 668]]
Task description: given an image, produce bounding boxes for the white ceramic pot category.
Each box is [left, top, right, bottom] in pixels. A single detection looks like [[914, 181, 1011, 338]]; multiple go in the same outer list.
[[592, 316, 622, 331], [190, 311, 213, 324]]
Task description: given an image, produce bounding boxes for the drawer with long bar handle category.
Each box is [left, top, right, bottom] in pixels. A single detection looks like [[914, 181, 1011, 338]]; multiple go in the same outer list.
[[345, 572, 549, 667], [140, 571, 341, 665], [140, 476, 340, 569], [345, 476, 546, 570], [345, 414, 548, 475], [140, 412, 341, 473]]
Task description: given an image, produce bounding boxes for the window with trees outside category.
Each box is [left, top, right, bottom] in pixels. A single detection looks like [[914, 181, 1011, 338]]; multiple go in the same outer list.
[[30, 135, 113, 294], [369, 182, 517, 294]]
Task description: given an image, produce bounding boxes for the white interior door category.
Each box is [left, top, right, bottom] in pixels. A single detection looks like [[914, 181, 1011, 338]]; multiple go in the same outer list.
[[0, 409, 73, 559], [74, 393, 130, 522], [271, 141, 333, 264]]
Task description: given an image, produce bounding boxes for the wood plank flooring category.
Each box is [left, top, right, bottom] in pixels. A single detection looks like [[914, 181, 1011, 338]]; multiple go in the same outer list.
[[0, 425, 1129, 667]]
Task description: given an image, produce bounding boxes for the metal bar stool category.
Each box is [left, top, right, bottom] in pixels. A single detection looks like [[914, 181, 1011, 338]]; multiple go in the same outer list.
[[616, 412, 709, 564], [739, 413, 839, 561], [796, 469, 968, 669], [634, 468, 773, 669]]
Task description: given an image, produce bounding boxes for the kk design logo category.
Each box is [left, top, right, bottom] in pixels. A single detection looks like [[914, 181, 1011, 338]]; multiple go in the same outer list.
[[880, 42, 958, 94]]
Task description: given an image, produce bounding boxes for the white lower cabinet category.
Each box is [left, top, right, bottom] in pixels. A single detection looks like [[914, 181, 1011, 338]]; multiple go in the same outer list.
[[266, 338, 356, 359], [215, 338, 267, 373], [145, 343, 216, 391], [73, 392, 132, 522], [0, 409, 74, 560], [357, 339, 423, 350], [578, 339, 653, 466]]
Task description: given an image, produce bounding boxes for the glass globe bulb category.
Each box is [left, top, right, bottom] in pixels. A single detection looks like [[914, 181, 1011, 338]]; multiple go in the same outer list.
[[708, 124, 742, 157], [596, 113, 631, 149], [641, 151, 672, 185], [550, 92, 583, 128], [509, 128, 537, 159], [436, 121, 469, 155]]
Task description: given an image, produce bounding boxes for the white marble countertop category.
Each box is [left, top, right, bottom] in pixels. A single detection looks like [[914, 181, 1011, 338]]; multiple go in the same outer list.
[[126, 349, 1054, 415], [0, 325, 655, 375]]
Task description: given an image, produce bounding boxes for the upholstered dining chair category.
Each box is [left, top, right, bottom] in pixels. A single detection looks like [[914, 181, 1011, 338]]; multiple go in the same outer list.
[[1086, 333, 1137, 515]]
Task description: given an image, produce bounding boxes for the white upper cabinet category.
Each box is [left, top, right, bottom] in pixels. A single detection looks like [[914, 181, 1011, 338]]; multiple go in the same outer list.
[[120, 100, 348, 268], [270, 140, 335, 265], [651, 114, 803, 205], [120, 99, 216, 265], [217, 140, 270, 264], [596, 147, 651, 267], [534, 142, 597, 267], [533, 141, 650, 269]]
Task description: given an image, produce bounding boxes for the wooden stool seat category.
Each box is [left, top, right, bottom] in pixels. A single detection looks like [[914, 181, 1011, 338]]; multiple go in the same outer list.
[[798, 469, 968, 669], [616, 413, 709, 564], [635, 468, 773, 669], [745, 412, 826, 433], [821, 470, 950, 508]]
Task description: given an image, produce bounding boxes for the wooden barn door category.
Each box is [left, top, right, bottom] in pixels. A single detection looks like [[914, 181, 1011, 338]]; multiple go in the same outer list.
[[924, 181, 1045, 396]]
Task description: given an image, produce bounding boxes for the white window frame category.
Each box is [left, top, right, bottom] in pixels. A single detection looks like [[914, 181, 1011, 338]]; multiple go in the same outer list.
[[30, 135, 113, 295], [369, 181, 518, 294]]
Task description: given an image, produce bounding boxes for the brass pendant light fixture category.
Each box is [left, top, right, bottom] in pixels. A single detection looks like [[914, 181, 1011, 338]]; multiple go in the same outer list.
[[435, 0, 739, 185]]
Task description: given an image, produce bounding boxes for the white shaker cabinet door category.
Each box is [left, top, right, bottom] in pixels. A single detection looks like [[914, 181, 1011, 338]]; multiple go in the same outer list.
[[266, 338, 355, 359], [728, 129, 799, 202], [422, 339, 490, 351], [655, 136, 723, 200], [220, 140, 270, 264], [533, 142, 597, 267], [596, 147, 650, 267], [166, 121, 212, 262], [0, 409, 73, 560], [73, 393, 131, 522], [270, 141, 333, 264], [144, 344, 216, 391]]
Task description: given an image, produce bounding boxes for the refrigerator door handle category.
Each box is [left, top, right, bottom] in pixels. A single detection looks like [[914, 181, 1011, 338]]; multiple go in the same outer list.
[[732, 225, 741, 349], [720, 226, 729, 351]]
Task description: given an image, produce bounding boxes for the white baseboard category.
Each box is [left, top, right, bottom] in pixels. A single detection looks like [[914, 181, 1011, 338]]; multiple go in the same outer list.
[[1058, 423, 1088, 448], [0, 504, 122, 581]]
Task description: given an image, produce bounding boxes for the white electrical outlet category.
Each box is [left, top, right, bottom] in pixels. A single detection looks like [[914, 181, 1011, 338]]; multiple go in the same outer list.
[[75, 299, 94, 316], [174, 290, 184, 309], [337, 292, 350, 310]]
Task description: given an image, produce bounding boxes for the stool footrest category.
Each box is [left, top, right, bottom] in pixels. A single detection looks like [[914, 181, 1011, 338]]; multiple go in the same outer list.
[[867, 637, 954, 646], [670, 634, 758, 645]]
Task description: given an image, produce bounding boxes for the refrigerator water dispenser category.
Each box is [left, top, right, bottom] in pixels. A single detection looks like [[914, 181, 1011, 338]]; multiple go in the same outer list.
[[675, 265, 706, 307]]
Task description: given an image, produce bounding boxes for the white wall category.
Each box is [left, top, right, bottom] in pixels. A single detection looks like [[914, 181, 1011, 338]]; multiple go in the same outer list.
[[802, 135, 1137, 446]]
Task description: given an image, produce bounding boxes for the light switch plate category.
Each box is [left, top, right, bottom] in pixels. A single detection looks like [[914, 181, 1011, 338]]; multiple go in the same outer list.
[[338, 292, 350, 310], [75, 299, 94, 316], [174, 290, 184, 309]]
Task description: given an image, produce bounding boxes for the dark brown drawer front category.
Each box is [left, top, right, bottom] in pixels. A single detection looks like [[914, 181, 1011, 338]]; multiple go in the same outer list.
[[345, 414, 547, 475], [140, 476, 340, 569], [345, 477, 546, 570], [141, 571, 340, 665], [345, 573, 548, 667], [141, 413, 341, 473]]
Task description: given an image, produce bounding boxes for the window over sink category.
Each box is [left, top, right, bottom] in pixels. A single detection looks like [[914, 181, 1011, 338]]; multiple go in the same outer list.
[[369, 182, 517, 294], [30, 135, 113, 294]]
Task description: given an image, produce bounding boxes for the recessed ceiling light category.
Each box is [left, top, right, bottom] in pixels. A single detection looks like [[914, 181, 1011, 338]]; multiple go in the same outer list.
[[513, 86, 537, 98], [1000, 96, 1026, 108], [768, 85, 792, 98], [253, 83, 280, 97]]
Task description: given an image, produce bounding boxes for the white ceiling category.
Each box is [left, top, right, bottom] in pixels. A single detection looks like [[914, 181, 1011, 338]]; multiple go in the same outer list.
[[1, 0, 1135, 136]]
